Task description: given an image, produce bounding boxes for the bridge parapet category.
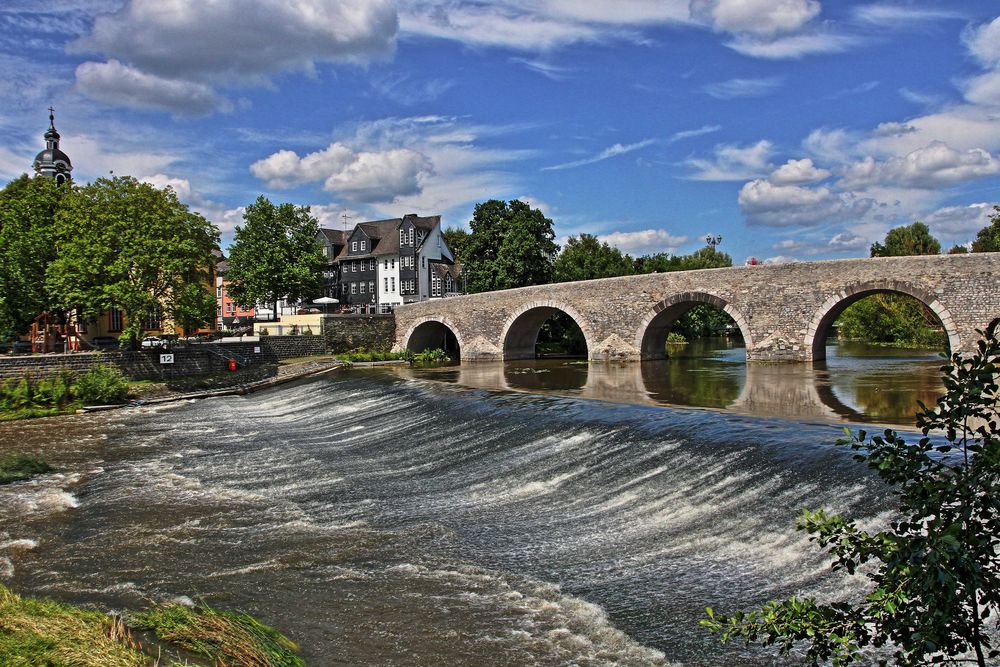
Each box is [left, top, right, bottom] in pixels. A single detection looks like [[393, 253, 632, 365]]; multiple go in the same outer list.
[[394, 253, 1000, 363]]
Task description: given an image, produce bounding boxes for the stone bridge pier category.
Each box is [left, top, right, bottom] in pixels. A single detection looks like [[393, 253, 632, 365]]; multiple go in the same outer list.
[[394, 254, 1000, 363]]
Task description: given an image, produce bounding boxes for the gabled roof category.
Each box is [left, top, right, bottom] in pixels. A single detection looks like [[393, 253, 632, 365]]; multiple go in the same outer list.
[[329, 214, 441, 261], [319, 228, 349, 246]]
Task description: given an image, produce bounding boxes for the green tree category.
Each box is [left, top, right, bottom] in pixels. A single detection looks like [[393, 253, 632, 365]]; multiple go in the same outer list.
[[46, 176, 218, 349], [837, 293, 946, 348], [171, 281, 218, 337], [948, 244, 969, 254], [970, 205, 1000, 253], [703, 318, 1000, 666], [870, 222, 941, 257], [553, 234, 634, 282], [0, 175, 68, 341], [224, 196, 326, 319], [462, 200, 558, 293], [442, 227, 470, 264]]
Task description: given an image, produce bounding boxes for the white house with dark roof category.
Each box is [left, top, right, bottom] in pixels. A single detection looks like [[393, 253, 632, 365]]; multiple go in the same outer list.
[[316, 214, 459, 313]]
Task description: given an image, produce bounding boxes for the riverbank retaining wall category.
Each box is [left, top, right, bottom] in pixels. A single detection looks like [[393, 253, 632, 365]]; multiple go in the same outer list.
[[0, 341, 281, 381], [322, 314, 395, 352]]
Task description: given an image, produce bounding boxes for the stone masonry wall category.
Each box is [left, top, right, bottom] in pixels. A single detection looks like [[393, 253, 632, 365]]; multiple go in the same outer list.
[[393, 253, 1000, 362], [258, 335, 325, 359], [322, 314, 396, 352], [0, 341, 282, 381]]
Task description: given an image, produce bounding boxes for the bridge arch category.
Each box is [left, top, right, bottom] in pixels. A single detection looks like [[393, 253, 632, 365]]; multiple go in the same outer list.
[[401, 317, 464, 358], [500, 301, 594, 360], [805, 280, 960, 361], [634, 291, 753, 360]]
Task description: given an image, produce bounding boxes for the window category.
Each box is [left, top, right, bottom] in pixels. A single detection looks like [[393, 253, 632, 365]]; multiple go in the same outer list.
[[390, 277, 395, 291], [391, 258, 395, 269], [384, 259, 388, 269], [369, 281, 375, 294], [432, 276, 441, 296], [422, 256, 426, 268], [352, 241, 357, 252], [384, 278, 388, 291], [409, 228, 414, 245], [216, 287, 222, 298], [399, 229, 406, 246], [351, 282, 357, 294], [351, 261, 356, 272], [108, 307, 123, 332], [360, 240, 366, 252], [369, 259, 375, 271], [359, 282, 366, 294]]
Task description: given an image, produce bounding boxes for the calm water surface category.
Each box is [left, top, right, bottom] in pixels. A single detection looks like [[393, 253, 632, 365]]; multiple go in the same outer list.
[[0, 344, 944, 665]]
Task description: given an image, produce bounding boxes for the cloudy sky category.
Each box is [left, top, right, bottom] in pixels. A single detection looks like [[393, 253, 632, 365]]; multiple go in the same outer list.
[[1, 0, 998, 261]]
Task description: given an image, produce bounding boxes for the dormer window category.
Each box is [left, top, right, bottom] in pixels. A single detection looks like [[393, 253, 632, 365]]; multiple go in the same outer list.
[[360, 240, 366, 252], [352, 241, 357, 252]]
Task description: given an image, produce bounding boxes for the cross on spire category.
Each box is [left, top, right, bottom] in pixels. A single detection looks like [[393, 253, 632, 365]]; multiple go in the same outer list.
[[48, 106, 55, 128]]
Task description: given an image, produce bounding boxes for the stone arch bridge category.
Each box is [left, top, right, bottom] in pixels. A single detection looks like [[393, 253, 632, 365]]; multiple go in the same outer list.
[[394, 254, 1000, 363]]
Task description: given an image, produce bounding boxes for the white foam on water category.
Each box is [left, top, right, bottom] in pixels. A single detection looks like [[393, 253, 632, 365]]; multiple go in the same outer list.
[[9, 490, 79, 514], [0, 538, 38, 550], [170, 595, 196, 607], [509, 470, 582, 499]]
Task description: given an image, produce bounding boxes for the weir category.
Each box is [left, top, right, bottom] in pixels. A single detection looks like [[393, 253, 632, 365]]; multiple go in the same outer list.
[[394, 253, 1000, 362]]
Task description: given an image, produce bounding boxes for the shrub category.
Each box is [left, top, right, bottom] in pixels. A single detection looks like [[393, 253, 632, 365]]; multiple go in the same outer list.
[[0, 371, 76, 412], [0, 454, 51, 484], [411, 348, 449, 366], [74, 364, 129, 405], [288, 324, 300, 336], [703, 318, 1000, 665], [259, 327, 270, 336]]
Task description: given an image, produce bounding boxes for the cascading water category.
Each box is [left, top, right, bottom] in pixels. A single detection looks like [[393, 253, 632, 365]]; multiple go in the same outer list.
[[0, 369, 903, 665]]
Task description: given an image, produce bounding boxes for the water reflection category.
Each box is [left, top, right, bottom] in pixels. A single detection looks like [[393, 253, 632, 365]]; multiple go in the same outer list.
[[398, 339, 946, 426]]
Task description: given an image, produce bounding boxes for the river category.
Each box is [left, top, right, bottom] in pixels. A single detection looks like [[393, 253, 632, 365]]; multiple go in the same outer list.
[[0, 343, 944, 665]]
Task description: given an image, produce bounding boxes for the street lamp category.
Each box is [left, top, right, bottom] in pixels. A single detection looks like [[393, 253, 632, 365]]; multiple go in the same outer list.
[[705, 233, 722, 248]]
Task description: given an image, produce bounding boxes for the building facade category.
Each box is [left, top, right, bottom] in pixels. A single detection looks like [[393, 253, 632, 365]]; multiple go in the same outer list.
[[317, 214, 460, 313]]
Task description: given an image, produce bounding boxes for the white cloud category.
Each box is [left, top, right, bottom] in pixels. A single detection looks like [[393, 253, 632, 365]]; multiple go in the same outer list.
[[251, 143, 432, 203], [140, 173, 192, 200], [724, 31, 857, 59], [75, 60, 231, 115], [768, 158, 830, 185], [69, 0, 397, 114], [543, 138, 656, 171], [398, 0, 691, 50], [852, 4, 963, 26], [738, 178, 875, 227], [803, 127, 863, 163], [838, 141, 1000, 190], [685, 140, 773, 180], [963, 70, 1000, 108], [963, 16, 1000, 68], [764, 255, 798, 264], [690, 0, 820, 38], [702, 77, 782, 99], [598, 229, 688, 255], [921, 202, 994, 241], [510, 58, 572, 80], [669, 124, 722, 142], [72, 0, 397, 81], [828, 232, 867, 251]]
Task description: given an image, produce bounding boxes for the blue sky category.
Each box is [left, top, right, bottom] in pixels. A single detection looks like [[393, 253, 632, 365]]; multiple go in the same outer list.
[[2, 1, 999, 262]]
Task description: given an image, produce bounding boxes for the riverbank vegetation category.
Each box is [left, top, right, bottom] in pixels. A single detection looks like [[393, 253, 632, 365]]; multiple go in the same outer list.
[[0, 453, 51, 484], [0, 364, 130, 421], [703, 318, 1000, 665], [0, 583, 304, 666], [836, 293, 947, 349]]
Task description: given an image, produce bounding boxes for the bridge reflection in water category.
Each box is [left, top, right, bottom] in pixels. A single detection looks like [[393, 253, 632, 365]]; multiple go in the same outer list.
[[397, 340, 946, 427]]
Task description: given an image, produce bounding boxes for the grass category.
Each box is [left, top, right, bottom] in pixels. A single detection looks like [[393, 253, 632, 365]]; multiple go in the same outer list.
[[0, 584, 305, 666], [0, 454, 51, 484], [278, 354, 342, 366], [0, 584, 147, 667], [130, 603, 304, 667]]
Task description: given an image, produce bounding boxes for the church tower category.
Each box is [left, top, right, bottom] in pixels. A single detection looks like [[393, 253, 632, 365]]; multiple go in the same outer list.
[[32, 107, 73, 184]]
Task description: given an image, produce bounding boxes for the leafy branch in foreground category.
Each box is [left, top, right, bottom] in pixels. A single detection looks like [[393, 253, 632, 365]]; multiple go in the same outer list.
[[702, 317, 1000, 666]]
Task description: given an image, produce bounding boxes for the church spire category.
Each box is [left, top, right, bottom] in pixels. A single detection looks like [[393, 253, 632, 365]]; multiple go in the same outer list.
[[33, 107, 72, 183]]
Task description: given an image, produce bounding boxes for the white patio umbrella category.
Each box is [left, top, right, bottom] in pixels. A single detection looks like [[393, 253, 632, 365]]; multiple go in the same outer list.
[[313, 296, 339, 313]]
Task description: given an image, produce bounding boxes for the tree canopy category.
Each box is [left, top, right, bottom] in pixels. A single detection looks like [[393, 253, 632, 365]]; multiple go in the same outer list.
[[870, 222, 941, 257], [442, 227, 470, 265], [462, 199, 559, 293], [0, 175, 67, 341], [46, 176, 218, 348], [553, 234, 634, 283], [224, 196, 326, 318], [970, 205, 1000, 253]]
